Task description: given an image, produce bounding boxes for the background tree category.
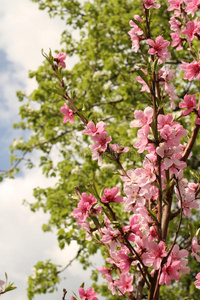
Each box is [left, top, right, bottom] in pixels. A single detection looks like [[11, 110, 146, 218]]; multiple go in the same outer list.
[[2, 0, 200, 299]]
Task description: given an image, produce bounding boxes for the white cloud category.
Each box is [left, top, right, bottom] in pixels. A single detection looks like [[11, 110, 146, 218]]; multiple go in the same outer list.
[[0, 158, 103, 300], [0, 0, 65, 70]]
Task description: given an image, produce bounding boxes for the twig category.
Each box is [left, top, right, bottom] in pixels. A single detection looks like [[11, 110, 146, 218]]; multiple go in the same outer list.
[[57, 248, 84, 274], [62, 288, 67, 300]]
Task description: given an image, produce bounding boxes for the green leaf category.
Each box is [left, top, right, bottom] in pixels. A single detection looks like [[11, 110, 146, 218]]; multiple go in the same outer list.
[[188, 222, 194, 238], [147, 208, 159, 224], [163, 178, 174, 193], [135, 69, 149, 87]]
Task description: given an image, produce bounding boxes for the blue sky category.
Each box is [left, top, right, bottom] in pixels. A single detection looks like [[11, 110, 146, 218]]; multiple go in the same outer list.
[[0, 1, 100, 300]]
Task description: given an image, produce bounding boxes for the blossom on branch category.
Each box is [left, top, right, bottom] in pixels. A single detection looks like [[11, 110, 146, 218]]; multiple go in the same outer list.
[[179, 94, 196, 116], [54, 51, 66, 68], [147, 36, 171, 62], [194, 273, 200, 289], [142, 0, 160, 9], [180, 59, 200, 81], [101, 187, 124, 203], [79, 287, 98, 300], [60, 103, 74, 124]]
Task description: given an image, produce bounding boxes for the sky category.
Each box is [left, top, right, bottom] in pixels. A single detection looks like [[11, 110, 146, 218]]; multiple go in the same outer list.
[[0, 1, 102, 300]]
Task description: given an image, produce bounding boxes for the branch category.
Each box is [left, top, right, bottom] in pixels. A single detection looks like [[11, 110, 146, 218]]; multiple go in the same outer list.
[[57, 248, 84, 275], [0, 150, 28, 176], [62, 288, 67, 300], [0, 129, 72, 177]]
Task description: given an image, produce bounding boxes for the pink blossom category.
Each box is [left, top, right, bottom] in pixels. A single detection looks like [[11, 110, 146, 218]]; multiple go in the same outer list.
[[134, 15, 143, 22], [185, 0, 200, 17], [142, 0, 160, 9], [159, 122, 187, 146], [123, 215, 142, 239], [149, 226, 158, 241], [60, 103, 74, 124], [159, 257, 181, 285], [82, 121, 107, 136], [91, 149, 103, 166], [117, 249, 132, 273], [90, 133, 112, 152], [147, 36, 171, 62], [168, 0, 183, 12], [0, 280, 5, 294], [128, 19, 143, 53], [178, 189, 199, 217], [101, 187, 123, 203], [114, 273, 135, 295], [159, 67, 178, 103], [133, 125, 150, 153], [143, 241, 167, 270], [194, 273, 200, 289], [128, 33, 140, 53], [170, 32, 182, 50], [135, 158, 156, 186], [169, 16, 182, 34], [156, 144, 181, 169], [171, 244, 189, 267], [179, 94, 196, 116], [98, 266, 109, 275], [101, 228, 120, 252], [170, 245, 190, 274], [191, 237, 200, 262], [182, 19, 200, 41], [180, 60, 200, 81], [160, 66, 175, 83], [130, 107, 153, 128], [110, 143, 129, 154], [73, 193, 97, 221], [129, 20, 143, 35], [79, 287, 98, 300], [105, 274, 116, 295], [195, 116, 200, 125], [54, 51, 66, 68]]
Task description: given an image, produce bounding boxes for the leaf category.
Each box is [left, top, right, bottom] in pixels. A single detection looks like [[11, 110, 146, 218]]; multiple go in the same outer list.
[[163, 178, 174, 192], [89, 214, 101, 228], [4, 283, 17, 292], [188, 222, 194, 238], [147, 208, 159, 224], [135, 69, 149, 87], [80, 282, 85, 288], [151, 58, 159, 72], [195, 228, 200, 238], [189, 169, 200, 181]]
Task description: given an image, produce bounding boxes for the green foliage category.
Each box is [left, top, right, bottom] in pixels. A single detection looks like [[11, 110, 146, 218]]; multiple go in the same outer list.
[[6, 0, 200, 298], [27, 260, 60, 300]]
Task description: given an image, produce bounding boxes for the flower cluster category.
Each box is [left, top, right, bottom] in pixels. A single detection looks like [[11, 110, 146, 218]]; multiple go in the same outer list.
[[82, 121, 112, 165]]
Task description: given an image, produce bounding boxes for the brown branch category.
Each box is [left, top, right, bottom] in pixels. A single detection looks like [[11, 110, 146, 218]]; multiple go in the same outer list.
[[0, 129, 72, 177], [136, 277, 145, 300], [0, 150, 28, 176], [57, 248, 84, 275], [62, 288, 67, 300]]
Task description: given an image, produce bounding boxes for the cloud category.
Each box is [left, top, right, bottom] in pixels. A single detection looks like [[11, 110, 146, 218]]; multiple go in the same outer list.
[[0, 0, 65, 70], [0, 157, 102, 300]]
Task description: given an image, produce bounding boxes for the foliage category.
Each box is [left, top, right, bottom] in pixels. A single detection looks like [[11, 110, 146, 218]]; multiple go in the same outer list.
[[27, 260, 60, 300]]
